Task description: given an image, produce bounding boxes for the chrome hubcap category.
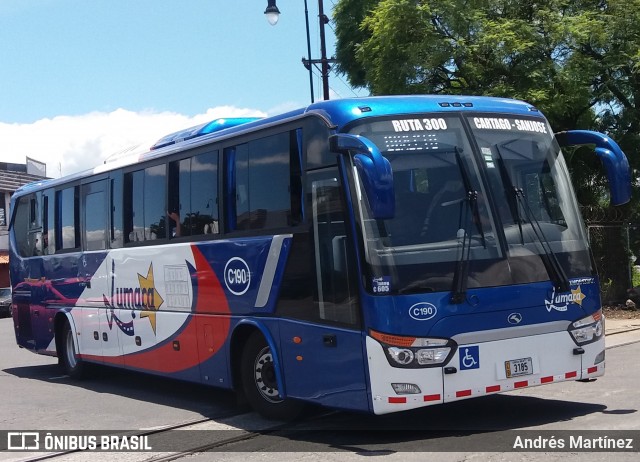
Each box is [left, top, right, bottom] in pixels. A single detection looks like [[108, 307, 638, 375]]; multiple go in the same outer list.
[[253, 346, 282, 403]]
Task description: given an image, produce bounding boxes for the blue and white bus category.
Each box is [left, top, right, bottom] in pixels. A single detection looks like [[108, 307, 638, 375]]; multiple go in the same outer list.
[[9, 96, 630, 419]]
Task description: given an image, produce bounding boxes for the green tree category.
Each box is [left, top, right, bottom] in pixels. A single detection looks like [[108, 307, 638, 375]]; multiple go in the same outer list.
[[334, 0, 639, 204], [334, 0, 640, 297]]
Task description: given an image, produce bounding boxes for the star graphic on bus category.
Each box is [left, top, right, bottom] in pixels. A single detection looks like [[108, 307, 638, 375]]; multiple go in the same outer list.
[[571, 286, 586, 306], [138, 264, 164, 334]]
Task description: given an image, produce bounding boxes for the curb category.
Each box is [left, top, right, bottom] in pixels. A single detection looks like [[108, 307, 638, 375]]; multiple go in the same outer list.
[[606, 326, 640, 336]]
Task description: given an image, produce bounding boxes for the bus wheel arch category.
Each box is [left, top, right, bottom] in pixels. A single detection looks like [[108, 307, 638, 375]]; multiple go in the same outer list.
[[231, 324, 303, 420], [54, 312, 84, 379]]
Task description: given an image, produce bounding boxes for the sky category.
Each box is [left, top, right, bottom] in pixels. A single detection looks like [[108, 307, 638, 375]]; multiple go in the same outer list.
[[0, 0, 367, 177]]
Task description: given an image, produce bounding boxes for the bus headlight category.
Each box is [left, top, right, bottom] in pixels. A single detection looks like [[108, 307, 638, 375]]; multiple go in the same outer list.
[[388, 347, 414, 365], [370, 329, 456, 369], [568, 310, 604, 346], [416, 347, 451, 365]]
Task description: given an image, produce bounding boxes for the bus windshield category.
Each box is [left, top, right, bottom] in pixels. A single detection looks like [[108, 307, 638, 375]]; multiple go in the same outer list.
[[347, 114, 594, 295]]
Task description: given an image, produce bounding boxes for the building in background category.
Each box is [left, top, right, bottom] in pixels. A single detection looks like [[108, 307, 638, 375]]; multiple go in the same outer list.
[[0, 159, 48, 287]]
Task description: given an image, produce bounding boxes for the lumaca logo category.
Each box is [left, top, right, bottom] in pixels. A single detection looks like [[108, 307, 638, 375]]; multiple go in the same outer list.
[[545, 285, 586, 312], [103, 261, 164, 334]]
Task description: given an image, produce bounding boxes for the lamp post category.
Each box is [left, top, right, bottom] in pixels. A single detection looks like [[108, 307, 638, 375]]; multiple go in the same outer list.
[[264, 0, 334, 102]]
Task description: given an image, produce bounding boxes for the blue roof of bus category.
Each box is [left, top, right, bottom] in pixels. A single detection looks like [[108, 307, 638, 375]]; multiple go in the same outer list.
[[12, 95, 539, 197], [305, 95, 538, 128], [145, 95, 537, 151]]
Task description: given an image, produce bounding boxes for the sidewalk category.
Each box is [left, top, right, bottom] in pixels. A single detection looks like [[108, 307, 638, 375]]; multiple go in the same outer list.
[[605, 316, 640, 348], [605, 317, 640, 335]]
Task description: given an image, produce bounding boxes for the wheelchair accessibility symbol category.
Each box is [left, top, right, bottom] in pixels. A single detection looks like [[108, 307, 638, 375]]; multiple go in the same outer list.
[[459, 345, 480, 370]]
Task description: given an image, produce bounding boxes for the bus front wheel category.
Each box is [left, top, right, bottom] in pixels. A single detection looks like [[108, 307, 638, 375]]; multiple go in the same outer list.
[[240, 332, 303, 421], [60, 321, 84, 379]]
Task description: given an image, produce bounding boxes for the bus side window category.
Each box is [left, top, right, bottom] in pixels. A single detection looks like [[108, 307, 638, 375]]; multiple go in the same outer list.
[[56, 187, 80, 251], [144, 164, 166, 240], [42, 190, 55, 255], [289, 129, 304, 226], [229, 132, 292, 232], [28, 194, 44, 256], [124, 165, 167, 243], [168, 151, 219, 238], [13, 195, 34, 257], [82, 180, 108, 251], [110, 173, 124, 248]]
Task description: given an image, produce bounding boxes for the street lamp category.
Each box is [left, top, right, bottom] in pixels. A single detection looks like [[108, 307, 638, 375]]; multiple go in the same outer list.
[[264, 0, 334, 102], [264, 0, 280, 25]]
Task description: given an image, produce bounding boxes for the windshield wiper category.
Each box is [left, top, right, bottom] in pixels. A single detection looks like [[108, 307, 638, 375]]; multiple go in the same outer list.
[[495, 145, 525, 245], [450, 149, 485, 304], [450, 191, 475, 304], [493, 145, 570, 292], [515, 188, 570, 292]]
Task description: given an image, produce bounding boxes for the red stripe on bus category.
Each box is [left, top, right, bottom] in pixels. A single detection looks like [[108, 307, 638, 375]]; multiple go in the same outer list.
[[389, 397, 407, 404], [486, 385, 501, 393], [423, 394, 441, 402], [565, 371, 577, 379], [514, 380, 528, 388], [456, 390, 472, 398], [541, 376, 554, 383], [588, 366, 598, 374]]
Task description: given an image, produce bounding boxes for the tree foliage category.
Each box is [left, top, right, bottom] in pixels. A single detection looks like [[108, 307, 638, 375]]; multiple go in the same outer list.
[[333, 0, 640, 209]]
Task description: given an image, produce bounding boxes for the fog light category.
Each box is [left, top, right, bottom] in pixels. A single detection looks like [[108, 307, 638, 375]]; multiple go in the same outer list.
[[391, 383, 421, 395]]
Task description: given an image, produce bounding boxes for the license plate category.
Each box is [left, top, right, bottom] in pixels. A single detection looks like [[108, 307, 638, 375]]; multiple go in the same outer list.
[[505, 357, 533, 378]]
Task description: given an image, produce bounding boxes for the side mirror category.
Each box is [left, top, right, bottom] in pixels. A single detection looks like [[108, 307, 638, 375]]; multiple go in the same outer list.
[[329, 134, 395, 219], [555, 130, 631, 206]]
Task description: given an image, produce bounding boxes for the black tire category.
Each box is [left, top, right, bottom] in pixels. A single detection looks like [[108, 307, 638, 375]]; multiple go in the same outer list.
[[240, 332, 304, 421], [60, 320, 84, 379]]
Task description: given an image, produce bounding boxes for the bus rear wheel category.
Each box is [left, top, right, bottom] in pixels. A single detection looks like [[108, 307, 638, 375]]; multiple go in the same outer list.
[[240, 332, 303, 421], [60, 320, 84, 379]]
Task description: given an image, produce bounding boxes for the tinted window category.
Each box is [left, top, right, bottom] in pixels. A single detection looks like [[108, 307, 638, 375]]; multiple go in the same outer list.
[[85, 192, 106, 250], [144, 165, 166, 239], [304, 117, 333, 169], [248, 133, 290, 228], [235, 144, 250, 229], [83, 181, 107, 251], [125, 166, 166, 243], [58, 187, 79, 250], [276, 168, 360, 327], [110, 173, 124, 248], [168, 151, 219, 238], [126, 169, 142, 243], [230, 132, 293, 231], [12, 195, 32, 257], [43, 189, 55, 254]]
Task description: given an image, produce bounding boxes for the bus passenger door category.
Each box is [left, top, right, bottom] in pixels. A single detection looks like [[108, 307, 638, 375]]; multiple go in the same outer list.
[[278, 171, 369, 412]]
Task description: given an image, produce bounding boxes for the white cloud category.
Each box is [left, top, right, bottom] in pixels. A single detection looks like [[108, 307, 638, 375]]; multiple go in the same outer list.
[[0, 106, 267, 177]]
